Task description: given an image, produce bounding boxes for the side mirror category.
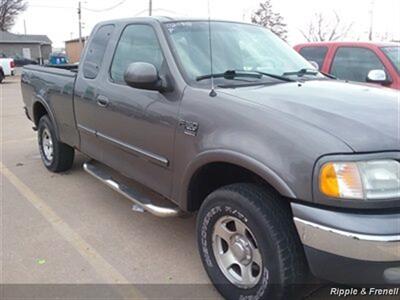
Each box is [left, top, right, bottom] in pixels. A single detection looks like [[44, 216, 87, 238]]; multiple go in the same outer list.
[[367, 69, 391, 85], [124, 62, 164, 91], [308, 60, 320, 70]]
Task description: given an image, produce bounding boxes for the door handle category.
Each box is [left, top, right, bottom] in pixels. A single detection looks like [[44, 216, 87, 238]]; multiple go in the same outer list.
[[97, 95, 109, 107]]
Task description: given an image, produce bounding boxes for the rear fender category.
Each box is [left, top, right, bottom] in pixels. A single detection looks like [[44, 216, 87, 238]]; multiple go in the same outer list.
[[33, 95, 61, 140]]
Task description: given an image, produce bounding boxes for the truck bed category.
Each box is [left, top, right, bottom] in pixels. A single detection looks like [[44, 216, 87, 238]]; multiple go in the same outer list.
[[21, 64, 80, 148]]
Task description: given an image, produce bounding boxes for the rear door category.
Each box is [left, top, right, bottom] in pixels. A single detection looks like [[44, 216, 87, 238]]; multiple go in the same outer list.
[[74, 24, 116, 160], [91, 23, 180, 197]]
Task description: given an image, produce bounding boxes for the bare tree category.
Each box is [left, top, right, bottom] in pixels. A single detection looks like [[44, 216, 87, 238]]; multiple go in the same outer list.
[[0, 0, 27, 32], [300, 11, 353, 42], [251, 0, 288, 41]]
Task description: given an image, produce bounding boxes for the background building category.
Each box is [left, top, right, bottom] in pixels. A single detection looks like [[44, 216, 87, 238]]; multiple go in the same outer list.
[[0, 31, 52, 64], [65, 37, 87, 63]]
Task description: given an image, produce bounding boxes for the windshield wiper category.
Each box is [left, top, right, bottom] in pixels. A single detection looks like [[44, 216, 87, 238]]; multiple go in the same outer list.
[[320, 71, 337, 79], [196, 70, 262, 81], [283, 68, 319, 77], [196, 69, 294, 82], [253, 70, 295, 82]]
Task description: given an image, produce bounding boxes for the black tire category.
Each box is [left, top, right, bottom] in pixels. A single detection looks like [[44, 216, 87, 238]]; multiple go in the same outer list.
[[197, 183, 308, 300], [38, 115, 74, 172], [0, 73, 4, 83]]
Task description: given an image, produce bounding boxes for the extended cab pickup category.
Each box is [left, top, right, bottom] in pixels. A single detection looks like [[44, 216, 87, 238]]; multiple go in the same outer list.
[[21, 17, 400, 300]]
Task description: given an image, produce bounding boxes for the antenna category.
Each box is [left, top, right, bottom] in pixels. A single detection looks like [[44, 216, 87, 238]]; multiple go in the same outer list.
[[207, 0, 217, 97]]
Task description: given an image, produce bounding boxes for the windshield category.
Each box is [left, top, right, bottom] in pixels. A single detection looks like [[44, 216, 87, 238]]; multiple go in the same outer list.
[[164, 21, 316, 84], [381, 46, 400, 74]]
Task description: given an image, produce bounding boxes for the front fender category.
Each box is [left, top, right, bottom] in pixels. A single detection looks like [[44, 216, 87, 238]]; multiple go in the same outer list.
[[178, 149, 297, 210]]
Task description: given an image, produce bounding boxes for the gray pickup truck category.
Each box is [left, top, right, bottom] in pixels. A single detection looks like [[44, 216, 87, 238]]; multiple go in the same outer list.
[[21, 17, 399, 299]]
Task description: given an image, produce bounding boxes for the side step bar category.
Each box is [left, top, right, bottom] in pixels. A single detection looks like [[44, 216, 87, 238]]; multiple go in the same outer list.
[[83, 161, 182, 218]]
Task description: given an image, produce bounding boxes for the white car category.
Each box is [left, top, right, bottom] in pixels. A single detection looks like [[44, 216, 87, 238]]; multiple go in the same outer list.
[[0, 58, 16, 77], [0, 66, 4, 83]]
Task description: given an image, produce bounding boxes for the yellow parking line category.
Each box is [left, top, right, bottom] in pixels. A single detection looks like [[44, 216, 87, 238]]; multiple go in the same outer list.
[[0, 161, 145, 298]]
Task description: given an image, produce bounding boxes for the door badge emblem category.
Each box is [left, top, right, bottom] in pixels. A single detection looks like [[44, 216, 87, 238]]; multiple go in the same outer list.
[[179, 120, 199, 136]]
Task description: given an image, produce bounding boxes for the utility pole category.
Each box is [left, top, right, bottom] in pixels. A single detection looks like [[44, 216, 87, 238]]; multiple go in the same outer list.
[[368, 0, 374, 41], [23, 20, 27, 35], [149, 0, 152, 16], [78, 1, 83, 50]]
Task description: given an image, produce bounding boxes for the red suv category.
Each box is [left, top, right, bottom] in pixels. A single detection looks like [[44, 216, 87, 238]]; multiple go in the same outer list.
[[294, 42, 400, 90]]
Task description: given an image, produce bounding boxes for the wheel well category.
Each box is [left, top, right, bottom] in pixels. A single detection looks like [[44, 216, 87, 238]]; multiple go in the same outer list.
[[187, 162, 278, 212], [33, 102, 48, 126]]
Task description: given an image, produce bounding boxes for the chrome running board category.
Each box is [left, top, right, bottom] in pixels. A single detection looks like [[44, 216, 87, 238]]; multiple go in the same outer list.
[[83, 161, 181, 218]]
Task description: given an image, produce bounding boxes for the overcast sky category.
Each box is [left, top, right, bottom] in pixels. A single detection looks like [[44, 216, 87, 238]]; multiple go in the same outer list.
[[12, 0, 400, 48]]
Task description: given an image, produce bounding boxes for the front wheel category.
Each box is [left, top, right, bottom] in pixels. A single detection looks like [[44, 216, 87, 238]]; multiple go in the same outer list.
[[38, 115, 75, 172], [197, 183, 308, 300]]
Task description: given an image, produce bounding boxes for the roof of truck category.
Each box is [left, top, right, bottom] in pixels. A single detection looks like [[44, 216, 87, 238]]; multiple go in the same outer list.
[[97, 16, 252, 26], [294, 41, 399, 49]]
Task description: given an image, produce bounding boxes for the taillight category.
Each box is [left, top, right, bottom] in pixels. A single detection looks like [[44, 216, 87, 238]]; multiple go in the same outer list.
[[10, 61, 15, 68]]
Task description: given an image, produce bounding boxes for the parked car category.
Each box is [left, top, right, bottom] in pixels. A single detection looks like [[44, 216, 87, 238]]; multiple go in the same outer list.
[[13, 56, 38, 67], [294, 42, 400, 90], [0, 66, 4, 83], [0, 57, 15, 77], [49, 52, 70, 65], [21, 18, 399, 300]]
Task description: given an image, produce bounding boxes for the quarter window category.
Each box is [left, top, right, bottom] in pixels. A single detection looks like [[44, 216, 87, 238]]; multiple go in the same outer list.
[[299, 47, 328, 70], [111, 24, 164, 84], [83, 24, 115, 79], [330, 47, 386, 82]]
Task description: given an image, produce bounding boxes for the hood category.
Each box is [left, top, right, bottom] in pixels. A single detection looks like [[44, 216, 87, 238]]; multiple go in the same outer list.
[[220, 80, 399, 152]]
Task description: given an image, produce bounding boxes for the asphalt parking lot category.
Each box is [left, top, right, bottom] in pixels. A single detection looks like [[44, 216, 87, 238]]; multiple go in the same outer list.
[[0, 76, 393, 300]]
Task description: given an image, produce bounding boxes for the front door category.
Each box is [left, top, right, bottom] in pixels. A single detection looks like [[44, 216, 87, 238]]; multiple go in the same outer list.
[[329, 46, 390, 84], [93, 23, 180, 197]]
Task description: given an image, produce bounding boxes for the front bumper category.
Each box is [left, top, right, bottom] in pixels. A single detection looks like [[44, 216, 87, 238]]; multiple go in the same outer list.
[[291, 203, 400, 284]]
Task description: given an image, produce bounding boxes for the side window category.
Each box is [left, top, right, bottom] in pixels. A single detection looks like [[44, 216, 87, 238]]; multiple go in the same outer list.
[[330, 47, 386, 82], [299, 47, 328, 70], [111, 24, 164, 84], [83, 24, 115, 79]]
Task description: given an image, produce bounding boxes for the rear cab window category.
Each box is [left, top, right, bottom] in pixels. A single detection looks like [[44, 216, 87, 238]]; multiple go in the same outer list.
[[299, 46, 328, 70], [83, 24, 115, 79]]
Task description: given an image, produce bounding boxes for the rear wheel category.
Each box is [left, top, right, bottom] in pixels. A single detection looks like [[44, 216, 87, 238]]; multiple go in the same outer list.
[[0, 72, 4, 83], [197, 183, 308, 300], [38, 115, 74, 172]]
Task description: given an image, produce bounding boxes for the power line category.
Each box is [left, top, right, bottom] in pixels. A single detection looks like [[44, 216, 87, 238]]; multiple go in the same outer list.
[[83, 0, 127, 12]]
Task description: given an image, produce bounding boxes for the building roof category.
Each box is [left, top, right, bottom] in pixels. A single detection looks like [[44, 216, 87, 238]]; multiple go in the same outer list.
[[0, 31, 52, 44], [65, 37, 88, 43]]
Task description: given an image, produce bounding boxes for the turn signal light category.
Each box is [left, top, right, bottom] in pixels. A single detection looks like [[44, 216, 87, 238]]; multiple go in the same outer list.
[[319, 162, 363, 199]]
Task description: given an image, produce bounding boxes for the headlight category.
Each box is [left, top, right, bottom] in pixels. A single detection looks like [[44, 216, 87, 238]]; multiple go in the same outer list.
[[319, 160, 400, 200]]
